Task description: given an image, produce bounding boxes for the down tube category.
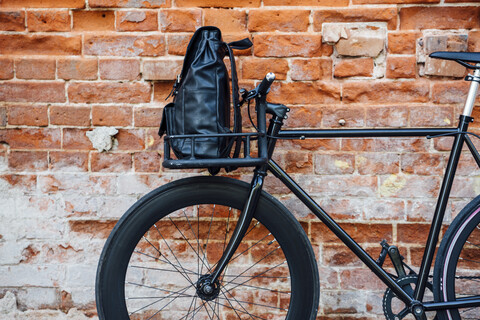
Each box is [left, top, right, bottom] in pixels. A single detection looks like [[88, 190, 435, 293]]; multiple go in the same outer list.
[[267, 159, 414, 305]]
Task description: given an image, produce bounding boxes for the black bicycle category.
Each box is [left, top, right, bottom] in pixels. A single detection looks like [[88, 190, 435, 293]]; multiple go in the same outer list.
[[96, 52, 480, 320]]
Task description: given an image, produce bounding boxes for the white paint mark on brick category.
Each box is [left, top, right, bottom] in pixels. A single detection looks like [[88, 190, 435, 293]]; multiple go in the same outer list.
[[378, 174, 407, 197], [86, 127, 118, 152]]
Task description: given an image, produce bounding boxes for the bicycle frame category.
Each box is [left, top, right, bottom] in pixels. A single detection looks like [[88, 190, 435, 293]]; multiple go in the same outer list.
[[209, 68, 480, 318]]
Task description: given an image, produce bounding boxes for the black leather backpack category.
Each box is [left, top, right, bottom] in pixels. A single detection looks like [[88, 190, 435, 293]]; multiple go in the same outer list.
[[159, 26, 252, 161]]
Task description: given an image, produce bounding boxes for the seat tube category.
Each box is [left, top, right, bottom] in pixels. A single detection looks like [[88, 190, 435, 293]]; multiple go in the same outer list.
[[463, 66, 480, 117]]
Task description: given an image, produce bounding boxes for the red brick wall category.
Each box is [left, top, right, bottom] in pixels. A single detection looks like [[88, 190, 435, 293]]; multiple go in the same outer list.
[[1, 0, 480, 318]]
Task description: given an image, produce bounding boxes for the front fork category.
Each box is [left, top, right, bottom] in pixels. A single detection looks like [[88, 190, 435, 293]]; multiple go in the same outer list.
[[209, 100, 288, 284]]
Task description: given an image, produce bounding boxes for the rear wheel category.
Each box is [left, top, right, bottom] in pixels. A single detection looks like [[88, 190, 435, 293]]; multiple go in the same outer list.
[[96, 176, 319, 319], [434, 195, 480, 319]]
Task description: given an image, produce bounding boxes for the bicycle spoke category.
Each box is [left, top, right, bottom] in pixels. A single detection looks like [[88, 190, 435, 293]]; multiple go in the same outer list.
[[152, 224, 195, 285], [129, 285, 191, 316], [169, 217, 212, 273], [200, 204, 216, 275], [224, 247, 284, 287], [130, 264, 198, 276]]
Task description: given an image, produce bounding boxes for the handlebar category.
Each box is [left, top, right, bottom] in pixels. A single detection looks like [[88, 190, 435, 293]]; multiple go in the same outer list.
[[257, 72, 276, 97]]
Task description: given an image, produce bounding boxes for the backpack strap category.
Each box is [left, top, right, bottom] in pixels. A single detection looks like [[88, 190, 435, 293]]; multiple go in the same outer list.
[[225, 38, 253, 161]]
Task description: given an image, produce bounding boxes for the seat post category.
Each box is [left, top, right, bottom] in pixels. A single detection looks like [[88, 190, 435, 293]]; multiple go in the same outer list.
[[463, 65, 480, 117]]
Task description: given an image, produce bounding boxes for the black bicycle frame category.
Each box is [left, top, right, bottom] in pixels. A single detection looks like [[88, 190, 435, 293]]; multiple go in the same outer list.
[[210, 112, 480, 315]]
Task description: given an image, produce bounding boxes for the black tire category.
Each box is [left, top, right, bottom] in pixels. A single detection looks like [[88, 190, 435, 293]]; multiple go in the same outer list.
[[434, 194, 480, 320], [96, 176, 319, 320]]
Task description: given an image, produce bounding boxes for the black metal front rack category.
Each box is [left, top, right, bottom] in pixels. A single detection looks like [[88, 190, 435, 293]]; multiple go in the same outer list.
[[162, 131, 268, 169]]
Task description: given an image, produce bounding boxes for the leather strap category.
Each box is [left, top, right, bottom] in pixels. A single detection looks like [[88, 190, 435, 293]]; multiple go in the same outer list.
[[225, 38, 253, 160]]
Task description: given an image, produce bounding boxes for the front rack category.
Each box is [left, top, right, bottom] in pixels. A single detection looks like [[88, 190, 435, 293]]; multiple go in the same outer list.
[[163, 132, 268, 169]]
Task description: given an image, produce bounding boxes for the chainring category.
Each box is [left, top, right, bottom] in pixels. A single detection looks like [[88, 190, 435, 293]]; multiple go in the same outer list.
[[382, 275, 434, 320]]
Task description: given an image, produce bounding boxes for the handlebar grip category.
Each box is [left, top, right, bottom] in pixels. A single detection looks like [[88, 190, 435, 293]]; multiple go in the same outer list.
[[257, 72, 276, 96]]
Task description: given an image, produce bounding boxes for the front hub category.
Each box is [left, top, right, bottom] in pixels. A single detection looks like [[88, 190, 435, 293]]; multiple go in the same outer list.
[[196, 275, 221, 301]]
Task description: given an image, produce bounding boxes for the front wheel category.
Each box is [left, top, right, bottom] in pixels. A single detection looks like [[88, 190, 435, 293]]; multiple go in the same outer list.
[[434, 195, 480, 319], [96, 176, 319, 320]]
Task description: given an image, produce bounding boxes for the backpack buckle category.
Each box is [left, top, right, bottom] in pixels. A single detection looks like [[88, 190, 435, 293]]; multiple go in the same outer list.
[[165, 74, 181, 101]]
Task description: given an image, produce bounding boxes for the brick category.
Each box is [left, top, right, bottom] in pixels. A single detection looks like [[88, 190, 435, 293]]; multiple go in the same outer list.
[[400, 7, 480, 30], [315, 153, 355, 174], [134, 107, 162, 127], [57, 58, 98, 80], [375, 138, 430, 153], [0, 174, 37, 191], [99, 59, 140, 80], [69, 220, 116, 238], [354, 0, 438, 3], [50, 106, 90, 126], [16, 58, 56, 80], [27, 10, 70, 32], [1, 128, 61, 149], [311, 222, 392, 244], [336, 28, 386, 57], [397, 224, 431, 244], [322, 106, 365, 128], [72, 10, 114, 31], [357, 153, 399, 175], [0, 11, 25, 31], [254, 34, 323, 58], [386, 56, 417, 79], [176, 0, 260, 7], [264, 0, 347, 5], [401, 153, 446, 176], [269, 82, 340, 105], [62, 128, 93, 150], [89, 0, 170, 8], [409, 106, 454, 127], [248, 10, 309, 32], [7, 105, 48, 126], [343, 81, 429, 104], [91, 152, 132, 172], [388, 32, 419, 54], [313, 8, 397, 31], [340, 269, 385, 290], [116, 10, 158, 31], [203, 9, 246, 32], [290, 58, 332, 81], [276, 151, 313, 174], [166, 34, 190, 55], [241, 58, 288, 80], [153, 81, 175, 102], [159, 9, 201, 32], [134, 152, 160, 172], [334, 58, 373, 78], [0, 58, 14, 80], [432, 81, 469, 104], [0, 82, 65, 103], [378, 174, 440, 198], [0, 0, 85, 8], [115, 129, 145, 150], [282, 106, 322, 128], [424, 57, 466, 78], [0, 34, 81, 55], [142, 59, 182, 80], [469, 31, 480, 52], [8, 151, 48, 172], [68, 82, 151, 104], [49, 151, 88, 172], [92, 105, 132, 126], [366, 106, 408, 127], [84, 34, 165, 57]]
